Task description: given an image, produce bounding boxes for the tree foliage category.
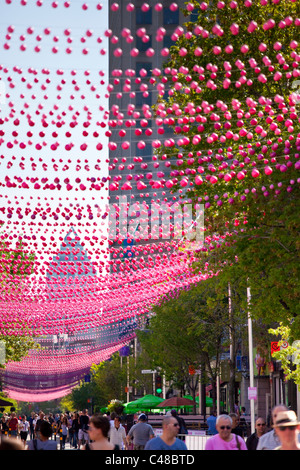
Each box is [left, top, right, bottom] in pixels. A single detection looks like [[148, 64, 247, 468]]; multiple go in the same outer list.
[[153, 0, 299, 346], [138, 272, 256, 411], [0, 232, 37, 367]]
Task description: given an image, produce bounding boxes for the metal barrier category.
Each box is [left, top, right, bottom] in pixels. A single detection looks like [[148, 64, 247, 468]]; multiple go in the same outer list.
[[184, 434, 210, 450], [176, 433, 210, 451]]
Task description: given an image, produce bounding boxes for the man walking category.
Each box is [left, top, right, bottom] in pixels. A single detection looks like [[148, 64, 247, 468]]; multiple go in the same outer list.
[[246, 416, 267, 450], [126, 413, 154, 450], [109, 416, 127, 450], [144, 415, 188, 450], [256, 404, 294, 450], [78, 409, 90, 447]]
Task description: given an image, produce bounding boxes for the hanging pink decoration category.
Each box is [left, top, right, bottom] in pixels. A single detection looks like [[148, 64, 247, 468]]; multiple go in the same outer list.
[[0, 0, 299, 402]]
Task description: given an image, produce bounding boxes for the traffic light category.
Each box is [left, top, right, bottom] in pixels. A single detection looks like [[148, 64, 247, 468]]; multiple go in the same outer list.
[[155, 375, 162, 395]]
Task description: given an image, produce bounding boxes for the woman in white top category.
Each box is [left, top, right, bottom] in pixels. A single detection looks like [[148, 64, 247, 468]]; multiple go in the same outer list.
[[19, 415, 30, 447]]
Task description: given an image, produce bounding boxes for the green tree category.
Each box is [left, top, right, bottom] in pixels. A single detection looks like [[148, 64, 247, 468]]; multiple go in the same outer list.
[[153, 0, 299, 369], [139, 273, 251, 412], [0, 233, 38, 368], [67, 381, 99, 412], [91, 353, 128, 406], [269, 323, 300, 389]]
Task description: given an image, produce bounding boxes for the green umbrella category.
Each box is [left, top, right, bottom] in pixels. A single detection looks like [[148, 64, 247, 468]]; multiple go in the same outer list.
[[135, 395, 164, 408], [124, 395, 164, 412], [123, 405, 141, 414], [123, 400, 139, 412]]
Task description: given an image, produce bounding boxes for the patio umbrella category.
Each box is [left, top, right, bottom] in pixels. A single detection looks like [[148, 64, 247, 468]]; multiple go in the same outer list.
[[124, 395, 164, 413], [135, 394, 164, 408], [123, 400, 139, 412], [0, 398, 14, 407], [157, 397, 197, 408], [123, 404, 141, 414]]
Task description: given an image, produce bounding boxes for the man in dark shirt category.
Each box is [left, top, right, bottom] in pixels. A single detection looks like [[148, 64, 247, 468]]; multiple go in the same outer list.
[[34, 411, 46, 439], [28, 412, 35, 440], [246, 416, 267, 450], [79, 409, 90, 447]]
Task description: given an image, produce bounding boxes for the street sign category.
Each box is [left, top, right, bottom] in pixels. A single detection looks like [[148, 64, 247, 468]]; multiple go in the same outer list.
[[248, 387, 257, 400], [271, 341, 289, 356], [141, 369, 156, 374], [271, 342, 280, 355]]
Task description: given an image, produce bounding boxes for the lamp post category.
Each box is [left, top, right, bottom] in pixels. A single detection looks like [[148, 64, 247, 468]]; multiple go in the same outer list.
[[247, 286, 255, 434]]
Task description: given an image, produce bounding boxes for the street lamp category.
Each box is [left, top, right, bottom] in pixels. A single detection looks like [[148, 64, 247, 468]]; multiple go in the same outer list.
[[247, 286, 255, 435]]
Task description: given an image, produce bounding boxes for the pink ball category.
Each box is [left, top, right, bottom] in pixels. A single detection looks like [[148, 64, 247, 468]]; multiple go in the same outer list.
[[194, 47, 203, 56], [195, 176, 203, 185], [247, 21, 257, 33], [251, 169, 260, 178], [240, 44, 249, 54], [230, 23, 239, 35], [225, 45, 234, 54]]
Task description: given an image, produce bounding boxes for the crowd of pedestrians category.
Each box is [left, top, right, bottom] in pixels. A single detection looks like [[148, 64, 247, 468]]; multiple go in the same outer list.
[[0, 404, 300, 451], [0, 408, 94, 450], [0, 407, 188, 451]]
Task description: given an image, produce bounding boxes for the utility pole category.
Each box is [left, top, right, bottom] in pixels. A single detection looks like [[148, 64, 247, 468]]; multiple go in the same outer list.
[[127, 355, 130, 403], [247, 286, 255, 434], [228, 282, 235, 413]]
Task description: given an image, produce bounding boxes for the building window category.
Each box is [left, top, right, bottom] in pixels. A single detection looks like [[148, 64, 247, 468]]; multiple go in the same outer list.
[[136, 7, 152, 25], [135, 91, 152, 107], [136, 142, 152, 161], [136, 62, 153, 78], [163, 7, 179, 25], [190, 8, 199, 23], [136, 35, 152, 53], [163, 35, 176, 49]]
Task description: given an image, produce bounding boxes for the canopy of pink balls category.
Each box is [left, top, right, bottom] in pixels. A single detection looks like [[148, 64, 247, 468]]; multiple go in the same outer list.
[[0, 0, 299, 402]]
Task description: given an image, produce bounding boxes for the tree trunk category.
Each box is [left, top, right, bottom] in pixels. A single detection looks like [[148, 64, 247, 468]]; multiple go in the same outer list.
[[211, 379, 217, 414]]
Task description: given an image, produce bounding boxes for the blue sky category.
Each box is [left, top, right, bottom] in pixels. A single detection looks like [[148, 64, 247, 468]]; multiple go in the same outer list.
[[0, 1, 110, 264]]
